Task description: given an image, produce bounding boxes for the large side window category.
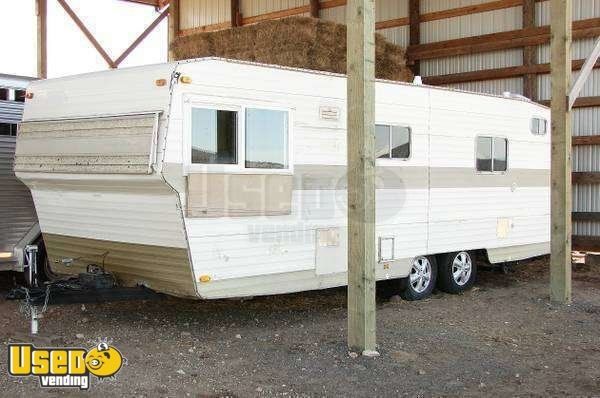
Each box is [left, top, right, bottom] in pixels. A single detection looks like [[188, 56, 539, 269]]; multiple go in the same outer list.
[[476, 136, 508, 172], [245, 108, 288, 169], [375, 124, 410, 159], [191, 108, 237, 164]]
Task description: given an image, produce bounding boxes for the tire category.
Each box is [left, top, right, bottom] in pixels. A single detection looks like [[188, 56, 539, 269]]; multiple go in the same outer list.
[[437, 251, 477, 294], [399, 255, 437, 301]]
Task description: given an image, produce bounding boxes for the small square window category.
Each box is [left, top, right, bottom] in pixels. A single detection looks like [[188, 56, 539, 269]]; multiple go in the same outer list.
[[375, 124, 411, 159], [531, 118, 547, 135]]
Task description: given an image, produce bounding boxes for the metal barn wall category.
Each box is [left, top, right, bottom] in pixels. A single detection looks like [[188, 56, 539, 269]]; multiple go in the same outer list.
[[176, 0, 600, 241], [179, 0, 230, 30]]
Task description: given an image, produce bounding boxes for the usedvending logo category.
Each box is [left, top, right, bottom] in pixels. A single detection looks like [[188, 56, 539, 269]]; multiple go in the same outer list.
[[8, 342, 124, 390]]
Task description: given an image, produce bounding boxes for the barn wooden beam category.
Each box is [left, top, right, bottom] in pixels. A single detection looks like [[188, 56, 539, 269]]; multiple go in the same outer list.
[[572, 172, 600, 184], [572, 212, 600, 222], [408, 18, 600, 61], [346, 0, 377, 355], [541, 96, 600, 108], [36, 0, 47, 79], [178, 22, 232, 36], [572, 235, 600, 252], [242, 5, 313, 25], [56, 0, 116, 68], [409, 0, 420, 76], [231, 0, 242, 27], [550, 0, 572, 304], [572, 135, 600, 146], [168, 0, 179, 61], [423, 58, 599, 85], [115, 6, 170, 66], [522, 0, 537, 100], [310, 0, 320, 18]]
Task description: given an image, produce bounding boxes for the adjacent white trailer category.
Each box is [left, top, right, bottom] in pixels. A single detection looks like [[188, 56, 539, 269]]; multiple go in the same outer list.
[[0, 73, 40, 273], [15, 58, 550, 300]]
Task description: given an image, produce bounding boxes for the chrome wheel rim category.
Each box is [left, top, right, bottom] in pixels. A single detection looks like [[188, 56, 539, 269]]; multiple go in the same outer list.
[[452, 252, 472, 286], [409, 256, 432, 293]]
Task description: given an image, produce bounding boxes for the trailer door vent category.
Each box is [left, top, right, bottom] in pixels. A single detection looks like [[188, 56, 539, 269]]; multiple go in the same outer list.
[[378, 237, 395, 262]]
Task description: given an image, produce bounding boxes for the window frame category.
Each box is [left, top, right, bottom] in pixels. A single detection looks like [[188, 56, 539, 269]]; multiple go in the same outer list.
[[374, 122, 412, 163], [475, 135, 509, 174], [184, 98, 293, 175]]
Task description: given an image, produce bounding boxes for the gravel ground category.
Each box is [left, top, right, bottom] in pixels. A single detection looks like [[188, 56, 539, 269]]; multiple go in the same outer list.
[[1, 256, 599, 397]]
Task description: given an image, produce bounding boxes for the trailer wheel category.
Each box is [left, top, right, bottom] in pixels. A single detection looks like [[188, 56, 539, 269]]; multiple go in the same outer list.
[[399, 256, 437, 301], [437, 251, 477, 294]]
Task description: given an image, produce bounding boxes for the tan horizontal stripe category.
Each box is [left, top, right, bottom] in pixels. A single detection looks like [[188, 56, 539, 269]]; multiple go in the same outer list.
[[294, 165, 549, 190]]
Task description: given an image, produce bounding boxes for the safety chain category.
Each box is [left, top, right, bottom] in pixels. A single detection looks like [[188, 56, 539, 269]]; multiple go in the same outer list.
[[18, 284, 51, 318]]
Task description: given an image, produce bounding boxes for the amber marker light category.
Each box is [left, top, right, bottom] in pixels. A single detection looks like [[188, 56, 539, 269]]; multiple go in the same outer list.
[[199, 275, 211, 283], [155, 78, 167, 87], [180, 75, 192, 84], [0, 252, 13, 259], [25, 92, 34, 99]]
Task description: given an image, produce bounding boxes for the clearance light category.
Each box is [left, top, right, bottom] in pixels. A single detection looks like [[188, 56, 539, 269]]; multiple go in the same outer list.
[[0, 252, 13, 259], [25, 92, 34, 99], [180, 75, 192, 84], [199, 275, 211, 283], [155, 78, 167, 87]]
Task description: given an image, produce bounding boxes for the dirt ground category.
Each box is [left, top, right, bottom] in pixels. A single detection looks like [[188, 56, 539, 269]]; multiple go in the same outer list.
[[1, 256, 599, 397]]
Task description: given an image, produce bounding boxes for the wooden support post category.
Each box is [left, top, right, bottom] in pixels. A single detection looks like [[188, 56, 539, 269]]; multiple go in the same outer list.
[[523, 0, 537, 100], [409, 0, 420, 76], [550, 0, 572, 304], [36, 0, 47, 79], [231, 0, 242, 27], [168, 0, 180, 61], [310, 0, 320, 18], [346, 0, 377, 355]]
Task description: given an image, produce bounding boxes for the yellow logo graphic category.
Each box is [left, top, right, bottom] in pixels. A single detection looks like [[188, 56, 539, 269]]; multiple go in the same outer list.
[[8, 342, 124, 390]]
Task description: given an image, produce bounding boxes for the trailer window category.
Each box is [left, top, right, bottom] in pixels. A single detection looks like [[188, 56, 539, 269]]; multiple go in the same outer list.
[[191, 108, 237, 164], [531, 118, 547, 135], [14, 90, 26, 102], [0, 123, 17, 136], [375, 124, 410, 159], [476, 136, 507, 172], [245, 108, 288, 169]]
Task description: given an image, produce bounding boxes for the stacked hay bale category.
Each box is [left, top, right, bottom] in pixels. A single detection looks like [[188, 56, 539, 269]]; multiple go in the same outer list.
[[171, 17, 413, 82]]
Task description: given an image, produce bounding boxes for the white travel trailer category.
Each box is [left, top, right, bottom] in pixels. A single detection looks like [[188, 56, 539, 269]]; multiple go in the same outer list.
[[15, 58, 550, 300]]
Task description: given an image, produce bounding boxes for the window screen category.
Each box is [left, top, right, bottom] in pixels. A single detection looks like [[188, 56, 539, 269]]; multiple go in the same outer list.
[[245, 108, 288, 169], [375, 124, 411, 159], [476, 136, 508, 172], [191, 108, 237, 164]]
